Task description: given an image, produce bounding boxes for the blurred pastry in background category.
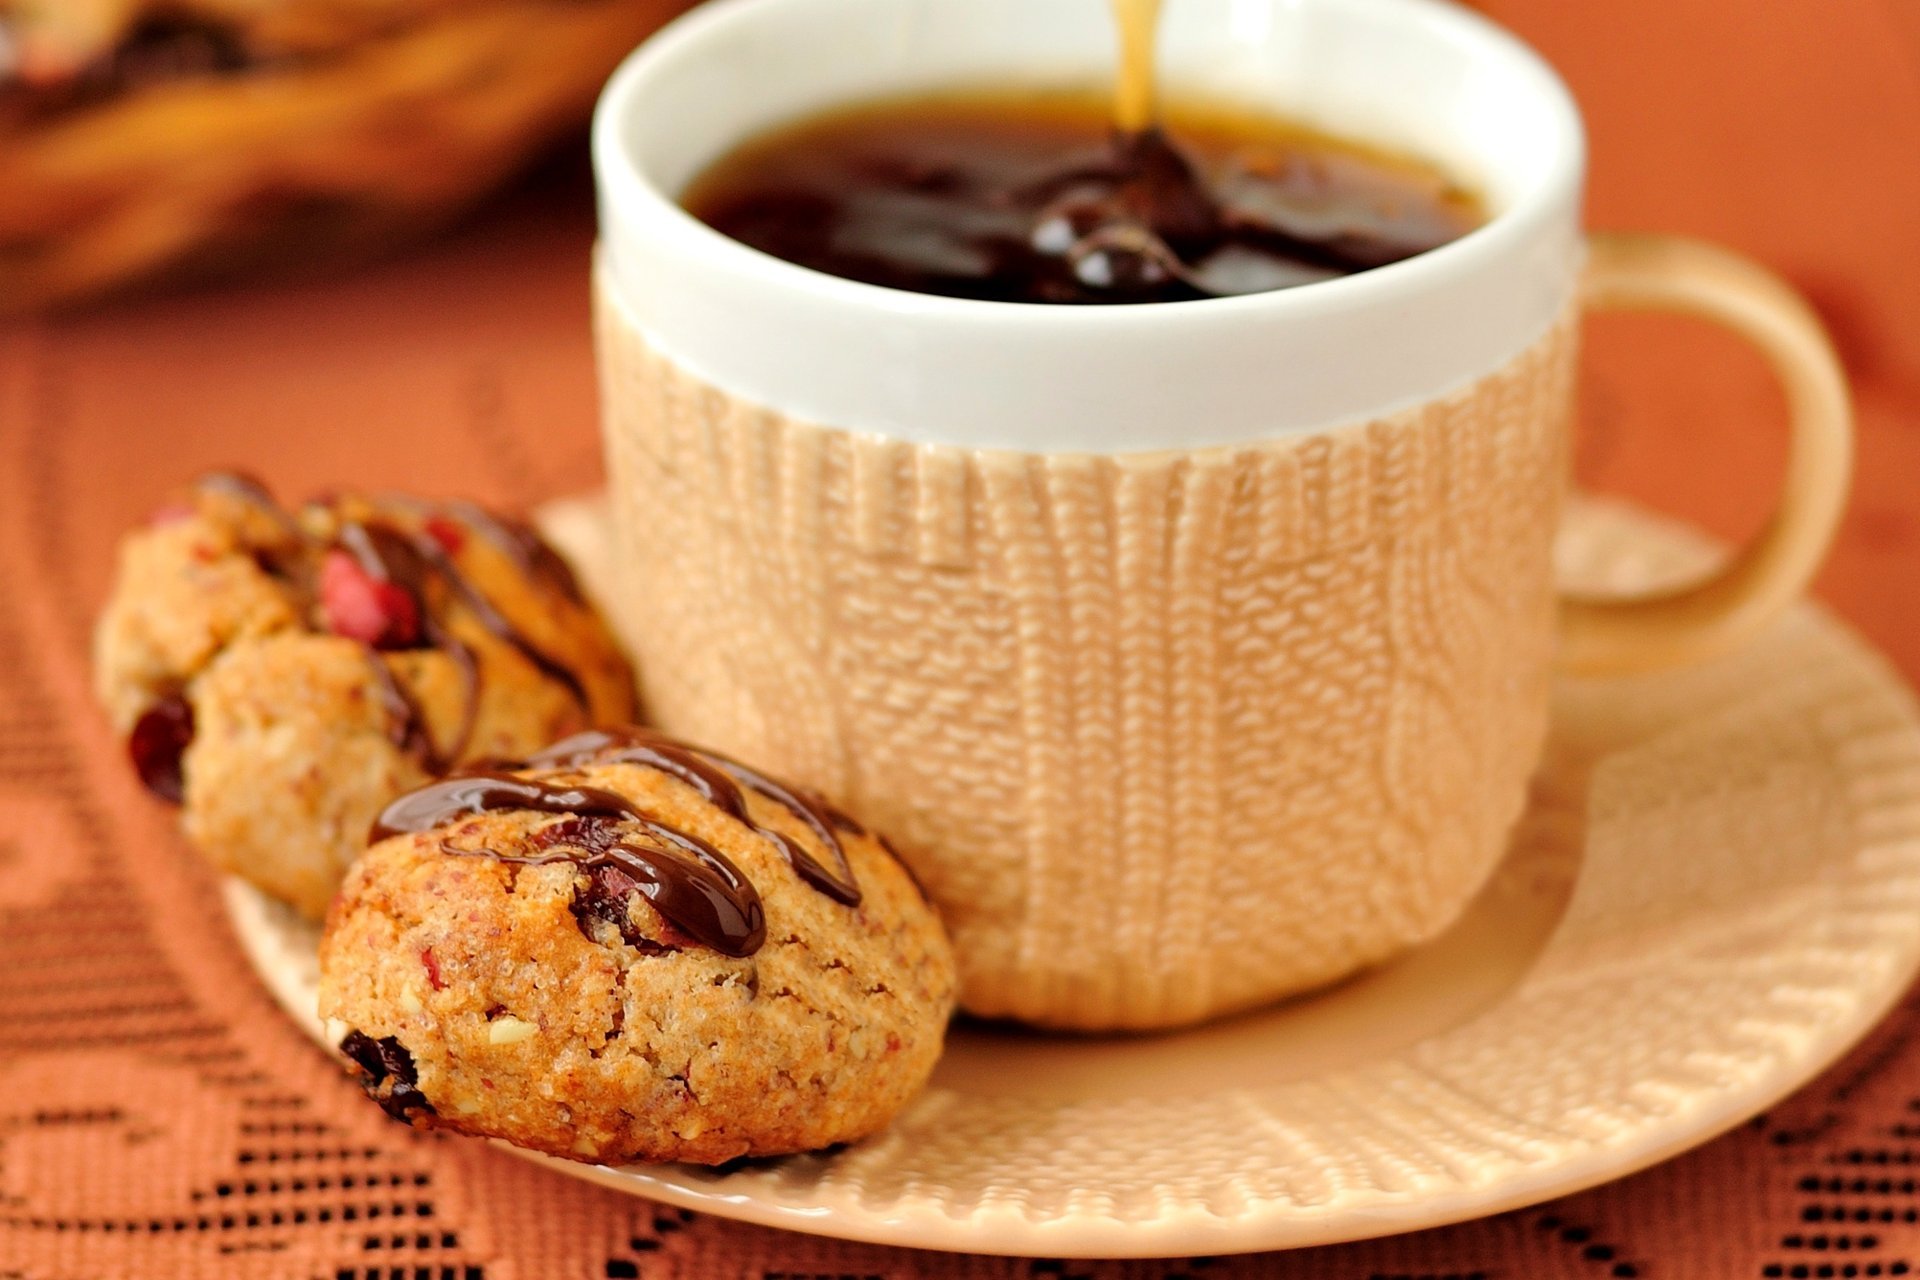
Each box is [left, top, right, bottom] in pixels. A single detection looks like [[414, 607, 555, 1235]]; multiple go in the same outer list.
[[0, 0, 696, 310], [94, 472, 636, 917]]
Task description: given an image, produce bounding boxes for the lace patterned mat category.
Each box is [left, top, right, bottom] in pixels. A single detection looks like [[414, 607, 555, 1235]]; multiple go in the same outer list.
[[221, 494, 1920, 1259], [4, 0, 1920, 1268]]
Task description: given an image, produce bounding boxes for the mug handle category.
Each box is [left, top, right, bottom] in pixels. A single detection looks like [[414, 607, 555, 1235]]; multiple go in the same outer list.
[[1558, 231, 1855, 676]]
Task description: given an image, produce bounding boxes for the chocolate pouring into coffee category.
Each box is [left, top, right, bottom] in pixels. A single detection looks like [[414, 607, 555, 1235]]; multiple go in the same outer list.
[[682, 0, 1485, 304]]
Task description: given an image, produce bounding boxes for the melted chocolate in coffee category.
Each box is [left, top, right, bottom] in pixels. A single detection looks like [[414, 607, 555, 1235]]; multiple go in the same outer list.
[[371, 770, 768, 957], [682, 93, 1484, 306]]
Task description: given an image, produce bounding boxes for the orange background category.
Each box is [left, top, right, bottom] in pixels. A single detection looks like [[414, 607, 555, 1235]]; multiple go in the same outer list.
[[1488, 0, 1920, 663]]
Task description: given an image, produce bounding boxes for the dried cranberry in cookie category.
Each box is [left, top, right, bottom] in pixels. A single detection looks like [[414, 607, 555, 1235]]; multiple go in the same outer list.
[[319, 731, 955, 1165], [92, 471, 636, 918]]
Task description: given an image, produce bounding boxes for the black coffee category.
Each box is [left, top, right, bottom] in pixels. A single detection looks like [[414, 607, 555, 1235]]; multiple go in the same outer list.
[[681, 92, 1485, 306]]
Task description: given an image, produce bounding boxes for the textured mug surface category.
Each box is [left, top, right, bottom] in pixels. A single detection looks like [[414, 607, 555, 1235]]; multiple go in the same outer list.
[[596, 285, 1579, 1028], [579, 0, 1859, 1029]]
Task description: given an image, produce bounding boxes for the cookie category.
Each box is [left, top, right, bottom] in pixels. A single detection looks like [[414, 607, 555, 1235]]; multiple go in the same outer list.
[[317, 728, 957, 1165], [93, 472, 636, 918]]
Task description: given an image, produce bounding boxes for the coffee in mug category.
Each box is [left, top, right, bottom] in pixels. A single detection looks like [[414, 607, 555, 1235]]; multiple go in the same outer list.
[[682, 91, 1485, 305]]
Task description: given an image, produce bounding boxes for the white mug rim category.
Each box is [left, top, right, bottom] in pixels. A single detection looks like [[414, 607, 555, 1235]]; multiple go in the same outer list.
[[591, 0, 1589, 450]]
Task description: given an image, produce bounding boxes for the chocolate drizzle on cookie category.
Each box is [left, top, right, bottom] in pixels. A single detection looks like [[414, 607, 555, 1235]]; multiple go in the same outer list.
[[529, 728, 864, 906], [193, 469, 293, 526], [120, 472, 598, 801], [222, 472, 587, 764], [331, 520, 476, 770], [328, 516, 595, 769], [439, 500, 585, 604], [363, 725, 918, 957], [371, 771, 767, 957], [384, 521, 594, 717]]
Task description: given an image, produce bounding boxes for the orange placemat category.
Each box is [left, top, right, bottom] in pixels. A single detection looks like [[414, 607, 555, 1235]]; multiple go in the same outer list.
[[3, 3, 1919, 1274]]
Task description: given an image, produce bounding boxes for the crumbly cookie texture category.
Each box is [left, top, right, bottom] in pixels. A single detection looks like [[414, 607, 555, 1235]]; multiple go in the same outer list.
[[317, 750, 957, 1166], [92, 475, 636, 918]]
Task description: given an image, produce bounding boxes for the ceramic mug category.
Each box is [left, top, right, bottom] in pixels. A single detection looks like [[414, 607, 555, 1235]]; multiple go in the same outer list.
[[590, 0, 1853, 1030]]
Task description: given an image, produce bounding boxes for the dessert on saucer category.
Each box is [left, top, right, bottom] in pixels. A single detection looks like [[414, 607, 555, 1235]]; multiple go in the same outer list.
[[97, 474, 954, 1164], [209, 497, 1920, 1257], [77, 0, 1903, 1255]]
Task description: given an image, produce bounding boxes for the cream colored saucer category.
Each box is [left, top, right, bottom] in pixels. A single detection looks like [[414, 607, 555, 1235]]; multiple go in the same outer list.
[[224, 499, 1920, 1258]]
